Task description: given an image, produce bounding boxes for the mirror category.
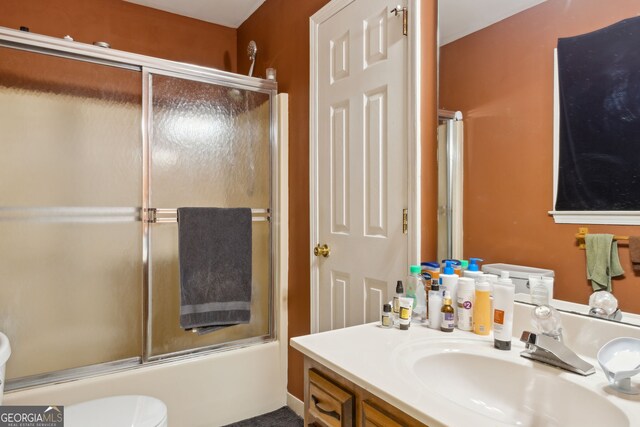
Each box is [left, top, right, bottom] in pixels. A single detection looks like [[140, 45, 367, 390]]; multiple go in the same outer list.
[[437, 0, 640, 326]]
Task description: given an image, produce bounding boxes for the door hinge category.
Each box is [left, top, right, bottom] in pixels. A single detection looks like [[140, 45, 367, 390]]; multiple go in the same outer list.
[[402, 208, 408, 234], [391, 5, 408, 36]]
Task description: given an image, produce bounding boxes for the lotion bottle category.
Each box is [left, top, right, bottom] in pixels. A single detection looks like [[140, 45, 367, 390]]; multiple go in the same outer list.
[[493, 272, 515, 350], [473, 279, 491, 335], [439, 260, 459, 325], [456, 277, 475, 331], [428, 283, 442, 330], [442, 259, 462, 276]]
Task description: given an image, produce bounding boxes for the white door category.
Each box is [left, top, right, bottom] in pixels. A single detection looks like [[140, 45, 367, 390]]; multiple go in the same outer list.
[[312, 0, 409, 332]]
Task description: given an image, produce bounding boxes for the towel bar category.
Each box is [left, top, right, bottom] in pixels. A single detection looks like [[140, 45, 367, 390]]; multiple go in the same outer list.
[[144, 208, 270, 223], [575, 227, 629, 249]]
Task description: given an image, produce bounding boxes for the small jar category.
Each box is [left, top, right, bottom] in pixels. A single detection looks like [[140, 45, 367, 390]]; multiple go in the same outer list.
[[381, 303, 393, 328]]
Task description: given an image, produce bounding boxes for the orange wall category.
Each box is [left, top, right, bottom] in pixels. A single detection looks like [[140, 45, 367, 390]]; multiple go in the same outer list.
[[238, 0, 439, 400], [0, 0, 236, 71], [440, 0, 640, 314], [237, 0, 331, 401]]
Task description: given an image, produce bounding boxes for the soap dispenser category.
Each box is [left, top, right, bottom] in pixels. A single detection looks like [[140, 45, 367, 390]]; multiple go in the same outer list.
[[463, 257, 484, 281]]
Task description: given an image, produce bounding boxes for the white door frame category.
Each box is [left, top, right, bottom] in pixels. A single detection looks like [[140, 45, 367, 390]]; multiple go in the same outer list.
[[309, 0, 421, 333]]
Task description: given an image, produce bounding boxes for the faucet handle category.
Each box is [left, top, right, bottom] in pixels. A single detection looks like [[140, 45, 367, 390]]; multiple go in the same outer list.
[[520, 330, 537, 345], [531, 305, 563, 341]]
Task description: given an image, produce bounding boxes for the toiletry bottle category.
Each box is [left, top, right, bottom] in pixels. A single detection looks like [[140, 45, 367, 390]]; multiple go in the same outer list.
[[456, 277, 475, 331], [442, 259, 462, 276], [405, 266, 420, 308], [439, 260, 459, 325], [422, 262, 440, 290], [492, 272, 515, 350], [463, 257, 484, 281], [398, 297, 413, 330], [409, 266, 426, 322], [381, 303, 393, 328], [428, 282, 442, 330], [440, 291, 455, 332], [392, 280, 404, 325], [529, 275, 548, 305], [542, 277, 554, 302], [404, 265, 417, 310], [460, 259, 469, 273], [415, 276, 427, 323], [473, 279, 491, 335]]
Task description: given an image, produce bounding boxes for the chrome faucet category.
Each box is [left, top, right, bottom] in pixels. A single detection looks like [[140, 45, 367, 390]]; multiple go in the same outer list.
[[520, 331, 595, 376], [519, 305, 595, 376]]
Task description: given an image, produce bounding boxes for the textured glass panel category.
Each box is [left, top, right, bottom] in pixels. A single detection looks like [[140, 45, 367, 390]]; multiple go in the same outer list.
[[0, 47, 142, 206], [0, 222, 142, 379], [150, 75, 270, 208], [149, 74, 272, 356], [0, 47, 143, 380]]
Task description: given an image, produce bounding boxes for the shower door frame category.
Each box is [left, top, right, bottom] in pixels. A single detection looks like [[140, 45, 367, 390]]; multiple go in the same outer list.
[[0, 26, 279, 390]]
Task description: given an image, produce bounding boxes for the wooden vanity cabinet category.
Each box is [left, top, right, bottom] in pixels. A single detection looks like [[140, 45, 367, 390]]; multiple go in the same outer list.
[[304, 357, 428, 427]]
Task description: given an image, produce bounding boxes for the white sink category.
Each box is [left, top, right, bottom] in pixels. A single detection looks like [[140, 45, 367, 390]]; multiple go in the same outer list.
[[396, 337, 629, 426]]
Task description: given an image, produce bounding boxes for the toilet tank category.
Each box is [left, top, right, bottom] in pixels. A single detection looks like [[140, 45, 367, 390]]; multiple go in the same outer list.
[[0, 332, 11, 404], [482, 263, 555, 295]]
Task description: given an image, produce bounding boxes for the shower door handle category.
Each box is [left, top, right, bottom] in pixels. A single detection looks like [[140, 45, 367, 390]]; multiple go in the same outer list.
[[314, 244, 330, 258]]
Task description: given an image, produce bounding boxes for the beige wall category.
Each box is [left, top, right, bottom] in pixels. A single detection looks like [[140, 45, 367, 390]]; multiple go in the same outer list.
[[440, 0, 640, 314]]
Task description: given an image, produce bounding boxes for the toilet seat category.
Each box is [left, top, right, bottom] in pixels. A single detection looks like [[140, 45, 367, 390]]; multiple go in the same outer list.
[[65, 395, 167, 427]]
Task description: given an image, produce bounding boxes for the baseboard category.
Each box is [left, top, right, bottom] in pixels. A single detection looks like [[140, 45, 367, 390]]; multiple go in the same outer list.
[[286, 392, 304, 418]]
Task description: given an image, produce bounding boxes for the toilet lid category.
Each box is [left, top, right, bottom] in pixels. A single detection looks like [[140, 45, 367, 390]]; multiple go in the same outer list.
[[65, 395, 167, 427]]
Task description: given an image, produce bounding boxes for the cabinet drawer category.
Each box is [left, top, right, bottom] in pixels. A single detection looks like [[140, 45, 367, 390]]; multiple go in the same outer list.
[[361, 401, 404, 427], [308, 369, 354, 427]]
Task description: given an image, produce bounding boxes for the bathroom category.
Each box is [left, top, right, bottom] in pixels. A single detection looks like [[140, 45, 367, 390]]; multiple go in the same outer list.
[[1, 0, 639, 426]]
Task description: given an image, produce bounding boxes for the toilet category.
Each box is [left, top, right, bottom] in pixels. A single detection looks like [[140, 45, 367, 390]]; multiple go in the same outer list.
[[66, 395, 168, 427], [0, 332, 11, 405]]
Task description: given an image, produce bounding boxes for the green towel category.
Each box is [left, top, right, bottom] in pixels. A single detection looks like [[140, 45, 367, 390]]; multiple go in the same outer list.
[[585, 234, 624, 291]]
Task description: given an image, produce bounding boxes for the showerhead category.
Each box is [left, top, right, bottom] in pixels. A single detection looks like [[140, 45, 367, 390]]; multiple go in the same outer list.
[[247, 40, 257, 61], [247, 40, 257, 77]]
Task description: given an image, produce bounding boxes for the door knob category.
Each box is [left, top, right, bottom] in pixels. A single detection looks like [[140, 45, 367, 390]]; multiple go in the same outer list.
[[314, 244, 330, 257]]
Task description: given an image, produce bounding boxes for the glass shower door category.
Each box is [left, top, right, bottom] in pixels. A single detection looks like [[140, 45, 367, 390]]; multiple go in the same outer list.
[[0, 47, 143, 381], [145, 71, 273, 358]]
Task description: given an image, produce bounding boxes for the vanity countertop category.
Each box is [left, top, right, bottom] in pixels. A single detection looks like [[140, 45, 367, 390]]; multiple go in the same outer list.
[[291, 321, 640, 427]]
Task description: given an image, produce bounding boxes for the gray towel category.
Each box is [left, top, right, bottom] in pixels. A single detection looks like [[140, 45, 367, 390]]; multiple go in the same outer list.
[[178, 207, 252, 333]]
